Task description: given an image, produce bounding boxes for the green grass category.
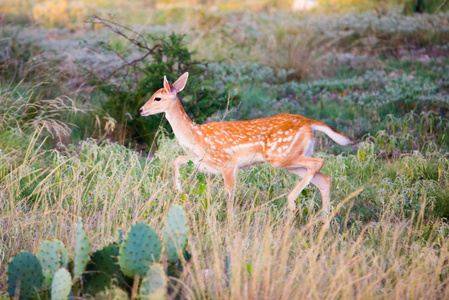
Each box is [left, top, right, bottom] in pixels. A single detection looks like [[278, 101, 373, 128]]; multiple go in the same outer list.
[[1, 134, 449, 297]]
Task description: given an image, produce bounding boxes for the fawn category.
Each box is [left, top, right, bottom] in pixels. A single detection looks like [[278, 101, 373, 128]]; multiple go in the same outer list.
[[140, 73, 353, 214]]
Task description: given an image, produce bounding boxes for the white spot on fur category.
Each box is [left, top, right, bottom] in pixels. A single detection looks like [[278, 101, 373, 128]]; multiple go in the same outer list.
[[224, 148, 233, 155], [286, 133, 300, 154]]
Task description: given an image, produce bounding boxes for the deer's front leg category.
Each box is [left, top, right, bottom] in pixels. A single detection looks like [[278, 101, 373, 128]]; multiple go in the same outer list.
[[222, 165, 237, 213], [173, 156, 191, 192]]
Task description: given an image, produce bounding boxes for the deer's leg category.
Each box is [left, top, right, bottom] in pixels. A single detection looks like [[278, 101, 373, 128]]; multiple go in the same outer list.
[[173, 156, 191, 192], [286, 167, 332, 216], [222, 165, 237, 213], [282, 156, 324, 210]]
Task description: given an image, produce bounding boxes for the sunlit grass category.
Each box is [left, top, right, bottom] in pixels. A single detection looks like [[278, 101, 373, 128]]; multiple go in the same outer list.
[[1, 128, 449, 296], [1, 81, 448, 297]]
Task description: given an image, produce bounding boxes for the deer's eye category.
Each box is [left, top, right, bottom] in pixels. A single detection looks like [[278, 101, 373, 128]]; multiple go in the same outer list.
[[154, 97, 161, 101]]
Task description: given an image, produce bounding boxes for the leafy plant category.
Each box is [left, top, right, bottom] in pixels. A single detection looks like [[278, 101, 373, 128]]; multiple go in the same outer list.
[[403, 0, 449, 14], [83, 17, 237, 149]]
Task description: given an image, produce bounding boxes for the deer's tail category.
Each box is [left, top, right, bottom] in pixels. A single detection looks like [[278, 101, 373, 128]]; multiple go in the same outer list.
[[311, 123, 354, 146]]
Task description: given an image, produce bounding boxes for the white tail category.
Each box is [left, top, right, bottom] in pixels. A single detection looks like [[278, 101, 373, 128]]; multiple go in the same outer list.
[[311, 124, 353, 146], [140, 73, 354, 215]]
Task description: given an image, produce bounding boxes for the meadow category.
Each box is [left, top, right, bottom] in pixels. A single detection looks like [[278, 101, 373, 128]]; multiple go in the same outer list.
[[1, 0, 449, 299]]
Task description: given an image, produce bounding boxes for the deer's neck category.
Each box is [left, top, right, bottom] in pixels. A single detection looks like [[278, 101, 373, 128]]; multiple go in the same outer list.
[[165, 99, 196, 150]]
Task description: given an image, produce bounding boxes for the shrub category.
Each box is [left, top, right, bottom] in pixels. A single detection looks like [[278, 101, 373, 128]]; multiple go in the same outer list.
[[403, 0, 449, 14], [82, 17, 237, 149]]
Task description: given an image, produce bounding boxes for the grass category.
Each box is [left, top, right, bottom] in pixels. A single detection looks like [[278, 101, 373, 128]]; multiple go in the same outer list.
[[1, 1, 449, 298], [1, 133, 449, 297]]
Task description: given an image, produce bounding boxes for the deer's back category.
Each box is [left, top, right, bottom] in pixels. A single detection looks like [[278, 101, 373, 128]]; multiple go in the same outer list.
[[193, 114, 316, 169]]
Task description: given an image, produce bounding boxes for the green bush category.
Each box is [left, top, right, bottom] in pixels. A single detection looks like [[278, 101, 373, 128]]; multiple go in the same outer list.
[[403, 0, 449, 14], [82, 18, 237, 149]]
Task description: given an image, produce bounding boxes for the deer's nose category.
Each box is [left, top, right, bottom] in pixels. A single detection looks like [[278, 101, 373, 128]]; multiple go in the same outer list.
[[139, 108, 144, 113]]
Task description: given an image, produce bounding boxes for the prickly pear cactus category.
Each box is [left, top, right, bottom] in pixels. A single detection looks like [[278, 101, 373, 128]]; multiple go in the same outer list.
[[74, 216, 91, 280], [7, 250, 44, 299], [83, 243, 128, 295], [36, 239, 70, 288], [139, 264, 167, 300], [163, 205, 188, 263], [118, 222, 161, 278], [51, 268, 72, 300], [95, 288, 129, 300]]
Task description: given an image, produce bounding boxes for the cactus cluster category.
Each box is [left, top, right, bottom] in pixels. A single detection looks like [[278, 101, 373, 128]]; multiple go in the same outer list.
[[119, 222, 162, 277], [74, 216, 92, 280], [5, 205, 189, 299], [95, 287, 129, 300], [83, 243, 128, 295], [163, 205, 188, 263], [7, 250, 44, 299], [36, 239, 70, 288], [51, 268, 72, 300], [139, 264, 167, 300]]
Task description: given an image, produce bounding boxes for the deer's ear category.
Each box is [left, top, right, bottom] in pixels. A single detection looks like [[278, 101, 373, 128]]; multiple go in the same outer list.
[[173, 72, 189, 92], [163, 76, 175, 94]]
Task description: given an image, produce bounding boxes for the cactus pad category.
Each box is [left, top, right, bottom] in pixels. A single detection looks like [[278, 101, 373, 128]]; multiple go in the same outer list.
[[83, 243, 128, 295], [95, 288, 129, 300], [51, 268, 72, 300], [139, 264, 167, 300], [74, 216, 92, 280], [36, 239, 70, 288], [7, 250, 44, 299], [163, 205, 188, 263], [118, 222, 161, 278]]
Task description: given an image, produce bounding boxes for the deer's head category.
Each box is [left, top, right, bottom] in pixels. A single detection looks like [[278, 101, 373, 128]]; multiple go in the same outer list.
[[139, 72, 189, 116]]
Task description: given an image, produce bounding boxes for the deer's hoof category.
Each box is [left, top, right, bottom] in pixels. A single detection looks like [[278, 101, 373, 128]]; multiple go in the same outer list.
[[287, 200, 297, 211]]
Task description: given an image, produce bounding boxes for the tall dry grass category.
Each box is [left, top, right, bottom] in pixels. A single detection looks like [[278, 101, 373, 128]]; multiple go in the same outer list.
[[1, 129, 449, 297]]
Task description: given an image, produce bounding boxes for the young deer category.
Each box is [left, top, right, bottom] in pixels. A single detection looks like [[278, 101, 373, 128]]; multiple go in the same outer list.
[[139, 73, 353, 214]]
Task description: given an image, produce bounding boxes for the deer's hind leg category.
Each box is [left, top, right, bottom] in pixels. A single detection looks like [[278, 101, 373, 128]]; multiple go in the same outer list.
[[278, 156, 324, 210], [222, 165, 238, 213], [286, 167, 332, 216]]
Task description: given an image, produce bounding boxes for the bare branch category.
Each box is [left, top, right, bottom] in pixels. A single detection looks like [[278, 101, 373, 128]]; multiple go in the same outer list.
[[90, 16, 162, 81]]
